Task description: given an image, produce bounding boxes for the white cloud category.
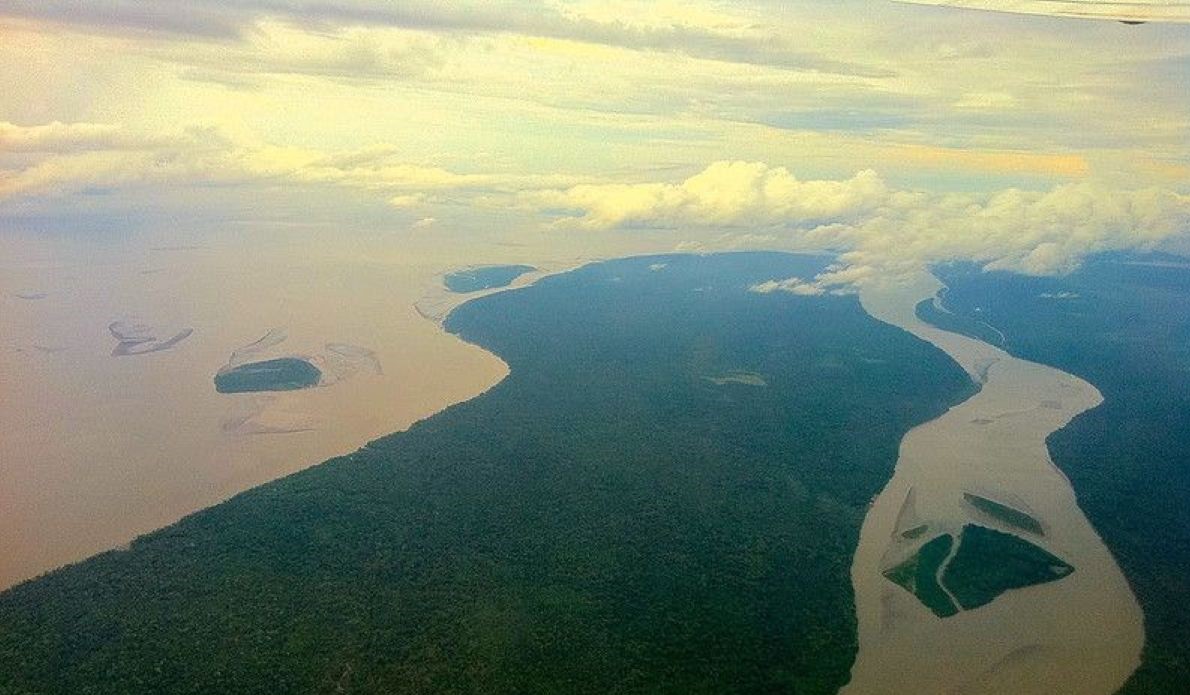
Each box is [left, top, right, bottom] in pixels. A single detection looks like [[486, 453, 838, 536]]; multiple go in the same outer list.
[[953, 91, 1016, 112], [749, 277, 826, 296], [388, 193, 425, 207], [526, 160, 1190, 288], [0, 0, 888, 77], [533, 161, 888, 230], [0, 122, 587, 204], [0, 121, 163, 153], [823, 182, 1190, 279]]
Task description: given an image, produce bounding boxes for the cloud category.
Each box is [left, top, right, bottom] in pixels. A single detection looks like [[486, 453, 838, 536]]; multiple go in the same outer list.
[[953, 91, 1016, 111], [749, 277, 826, 296], [532, 162, 889, 230], [0, 122, 161, 153], [0, 122, 588, 207], [4, 119, 1187, 291], [528, 160, 1190, 285], [822, 182, 1190, 278], [388, 193, 424, 208], [0, 0, 888, 77], [0, 0, 245, 38]]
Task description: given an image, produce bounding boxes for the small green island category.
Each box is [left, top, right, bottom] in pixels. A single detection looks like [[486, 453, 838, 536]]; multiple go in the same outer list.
[[702, 370, 768, 387], [444, 264, 536, 293], [963, 493, 1045, 536], [214, 358, 322, 394], [899, 524, 930, 540], [884, 523, 1073, 618]]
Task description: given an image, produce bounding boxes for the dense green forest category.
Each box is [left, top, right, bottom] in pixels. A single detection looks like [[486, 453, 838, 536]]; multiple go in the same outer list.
[[931, 254, 1190, 694], [914, 294, 1006, 349], [214, 357, 323, 393], [0, 253, 974, 694], [882, 524, 1071, 619]]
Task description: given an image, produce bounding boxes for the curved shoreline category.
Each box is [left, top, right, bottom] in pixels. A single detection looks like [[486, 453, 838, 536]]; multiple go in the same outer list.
[[0, 252, 513, 590], [844, 270, 1143, 695]]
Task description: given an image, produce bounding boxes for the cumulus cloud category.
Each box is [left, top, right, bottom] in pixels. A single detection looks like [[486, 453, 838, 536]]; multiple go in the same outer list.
[[528, 160, 1190, 286], [532, 162, 888, 230], [820, 182, 1190, 278], [748, 277, 826, 296]]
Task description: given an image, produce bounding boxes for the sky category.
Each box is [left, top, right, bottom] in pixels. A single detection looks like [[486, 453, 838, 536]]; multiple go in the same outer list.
[[2, 0, 1189, 285]]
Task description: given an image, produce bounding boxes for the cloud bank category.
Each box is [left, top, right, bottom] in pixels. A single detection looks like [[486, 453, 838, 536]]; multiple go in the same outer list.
[[2, 118, 1186, 289], [530, 162, 888, 230], [531, 160, 1190, 284], [0, 122, 584, 205], [749, 277, 827, 296], [0, 0, 885, 77]]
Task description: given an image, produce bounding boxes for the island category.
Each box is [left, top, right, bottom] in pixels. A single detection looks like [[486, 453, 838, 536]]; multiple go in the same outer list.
[[884, 524, 1074, 618], [214, 357, 322, 394]]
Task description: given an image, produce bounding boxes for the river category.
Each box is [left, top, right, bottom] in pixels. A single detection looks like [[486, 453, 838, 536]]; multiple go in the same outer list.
[[844, 270, 1144, 695]]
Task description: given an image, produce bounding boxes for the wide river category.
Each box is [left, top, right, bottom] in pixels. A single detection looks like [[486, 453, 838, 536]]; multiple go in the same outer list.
[[0, 225, 623, 590], [845, 271, 1144, 695]]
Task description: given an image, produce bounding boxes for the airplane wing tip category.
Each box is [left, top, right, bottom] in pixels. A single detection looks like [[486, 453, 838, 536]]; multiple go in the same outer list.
[[893, 1, 1190, 24]]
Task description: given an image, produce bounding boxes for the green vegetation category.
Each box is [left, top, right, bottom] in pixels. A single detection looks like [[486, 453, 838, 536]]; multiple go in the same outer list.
[[0, 253, 976, 694], [444, 264, 536, 293], [884, 524, 1073, 618], [914, 296, 1005, 349], [931, 253, 1190, 693], [883, 534, 958, 618], [942, 525, 1072, 611], [963, 493, 1044, 536], [900, 524, 930, 540], [702, 370, 768, 387], [214, 357, 322, 394]]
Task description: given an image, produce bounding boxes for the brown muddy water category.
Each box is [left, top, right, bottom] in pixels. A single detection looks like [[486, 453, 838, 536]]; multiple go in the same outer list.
[[0, 224, 647, 591]]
